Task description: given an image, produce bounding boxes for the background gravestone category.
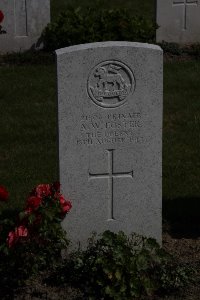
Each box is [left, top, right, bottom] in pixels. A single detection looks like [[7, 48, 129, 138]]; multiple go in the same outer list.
[[56, 41, 163, 248], [156, 0, 200, 43], [0, 0, 50, 53]]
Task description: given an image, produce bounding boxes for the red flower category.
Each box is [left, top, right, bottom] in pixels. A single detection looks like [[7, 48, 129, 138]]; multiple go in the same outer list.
[[0, 11, 4, 23], [0, 185, 9, 202], [59, 194, 72, 215], [26, 196, 42, 210], [7, 231, 16, 248], [35, 184, 52, 198], [7, 226, 28, 248], [61, 200, 72, 214], [59, 194, 66, 205], [15, 225, 28, 237]]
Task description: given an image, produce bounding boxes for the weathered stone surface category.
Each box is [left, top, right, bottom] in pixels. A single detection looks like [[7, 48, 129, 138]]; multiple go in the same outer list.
[[0, 0, 50, 53], [157, 0, 200, 44], [56, 42, 163, 248]]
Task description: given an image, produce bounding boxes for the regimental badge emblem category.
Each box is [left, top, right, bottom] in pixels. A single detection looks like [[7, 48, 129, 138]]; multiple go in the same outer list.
[[88, 60, 135, 108]]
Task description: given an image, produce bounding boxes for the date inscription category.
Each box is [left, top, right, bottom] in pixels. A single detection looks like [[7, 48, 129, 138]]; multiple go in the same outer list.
[[76, 112, 146, 146]]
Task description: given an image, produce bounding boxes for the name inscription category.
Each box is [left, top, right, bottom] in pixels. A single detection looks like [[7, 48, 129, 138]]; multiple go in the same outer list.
[[76, 112, 146, 146]]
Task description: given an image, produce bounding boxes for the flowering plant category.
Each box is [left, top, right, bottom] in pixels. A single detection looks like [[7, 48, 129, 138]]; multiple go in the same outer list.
[[6, 182, 72, 248], [0, 182, 71, 288], [0, 10, 6, 34]]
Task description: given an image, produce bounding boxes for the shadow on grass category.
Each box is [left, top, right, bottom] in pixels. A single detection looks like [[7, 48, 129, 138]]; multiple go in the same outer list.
[[163, 197, 200, 238]]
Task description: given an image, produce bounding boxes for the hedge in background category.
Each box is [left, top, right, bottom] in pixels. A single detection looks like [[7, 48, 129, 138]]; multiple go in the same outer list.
[[42, 6, 157, 51]]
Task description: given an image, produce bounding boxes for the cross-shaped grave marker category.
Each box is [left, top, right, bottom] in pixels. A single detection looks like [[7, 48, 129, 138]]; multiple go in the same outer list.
[[89, 149, 134, 221], [173, 0, 198, 30]]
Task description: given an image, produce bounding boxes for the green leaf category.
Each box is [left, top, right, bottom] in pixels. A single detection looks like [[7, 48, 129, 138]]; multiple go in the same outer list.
[[115, 269, 122, 280]]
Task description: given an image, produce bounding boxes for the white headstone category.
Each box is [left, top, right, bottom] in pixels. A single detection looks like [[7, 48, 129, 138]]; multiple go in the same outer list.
[[0, 0, 50, 53], [56, 42, 163, 248], [157, 0, 200, 44]]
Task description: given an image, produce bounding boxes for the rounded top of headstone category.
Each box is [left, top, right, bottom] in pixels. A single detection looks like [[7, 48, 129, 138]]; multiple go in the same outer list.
[[55, 41, 162, 56]]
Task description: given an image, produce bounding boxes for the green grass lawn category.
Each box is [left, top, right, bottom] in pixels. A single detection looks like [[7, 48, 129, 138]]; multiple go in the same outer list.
[[163, 61, 200, 226], [163, 61, 200, 200], [50, 0, 155, 20], [0, 64, 58, 209], [0, 60, 200, 215]]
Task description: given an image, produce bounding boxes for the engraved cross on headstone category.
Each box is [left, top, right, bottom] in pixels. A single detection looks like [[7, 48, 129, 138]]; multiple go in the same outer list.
[[89, 149, 133, 221], [173, 0, 198, 30]]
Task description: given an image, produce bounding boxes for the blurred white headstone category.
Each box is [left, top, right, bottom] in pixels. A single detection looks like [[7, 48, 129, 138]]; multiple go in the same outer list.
[[0, 0, 50, 53], [157, 0, 200, 43]]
